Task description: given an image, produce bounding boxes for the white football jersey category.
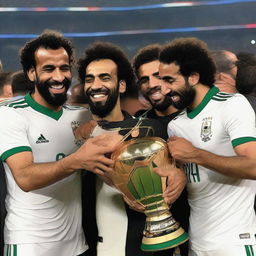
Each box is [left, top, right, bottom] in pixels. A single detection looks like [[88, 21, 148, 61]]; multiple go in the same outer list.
[[168, 86, 256, 251], [0, 94, 91, 254]]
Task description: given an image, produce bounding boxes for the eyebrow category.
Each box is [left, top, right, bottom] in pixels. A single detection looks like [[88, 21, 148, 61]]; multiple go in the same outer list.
[[139, 75, 149, 81], [161, 75, 174, 80], [139, 71, 159, 80], [42, 64, 70, 69], [85, 73, 111, 78], [42, 64, 55, 69]]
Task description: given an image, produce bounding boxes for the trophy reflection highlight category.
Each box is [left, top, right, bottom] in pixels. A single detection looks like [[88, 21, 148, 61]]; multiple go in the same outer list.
[[110, 137, 188, 252]]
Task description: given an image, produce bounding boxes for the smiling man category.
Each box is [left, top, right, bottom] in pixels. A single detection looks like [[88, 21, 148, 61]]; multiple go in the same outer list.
[[159, 37, 256, 256], [0, 31, 122, 256], [132, 44, 190, 256], [133, 44, 177, 123], [77, 42, 187, 256]]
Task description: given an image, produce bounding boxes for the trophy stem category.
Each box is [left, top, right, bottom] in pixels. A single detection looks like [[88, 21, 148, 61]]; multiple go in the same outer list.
[[141, 211, 188, 252]]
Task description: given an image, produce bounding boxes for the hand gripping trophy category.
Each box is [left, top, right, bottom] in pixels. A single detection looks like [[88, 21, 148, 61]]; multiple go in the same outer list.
[[110, 133, 188, 252], [75, 119, 188, 252]]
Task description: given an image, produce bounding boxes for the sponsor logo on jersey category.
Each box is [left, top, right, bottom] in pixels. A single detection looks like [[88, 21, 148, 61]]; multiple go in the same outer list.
[[36, 134, 49, 144], [200, 117, 212, 142]]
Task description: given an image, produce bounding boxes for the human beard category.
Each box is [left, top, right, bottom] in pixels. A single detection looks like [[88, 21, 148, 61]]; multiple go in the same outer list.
[[35, 75, 71, 107], [166, 80, 196, 110], [143, 86, 173, 111], [85, 86, 119, 118]]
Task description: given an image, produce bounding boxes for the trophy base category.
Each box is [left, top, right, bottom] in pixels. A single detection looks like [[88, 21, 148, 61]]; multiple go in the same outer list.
[[141, 231, 188, 251], [141, 213, 189, 252]]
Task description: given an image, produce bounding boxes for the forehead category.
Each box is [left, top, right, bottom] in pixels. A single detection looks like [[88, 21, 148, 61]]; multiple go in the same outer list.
[[224, 51, 238, 62], [86, 59, 117, 75], [34, 47, 69, 67], [159, 62, 180, 76], [139, 60, 160, 77]]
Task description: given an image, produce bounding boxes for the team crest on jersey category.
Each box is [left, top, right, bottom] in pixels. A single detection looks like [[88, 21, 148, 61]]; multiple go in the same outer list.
[[71, 121, 83, 146], [200, 117, 212, 142]]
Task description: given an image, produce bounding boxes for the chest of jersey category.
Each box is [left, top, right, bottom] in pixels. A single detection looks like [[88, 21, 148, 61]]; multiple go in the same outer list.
[[169, 100, 237, 194], [23, 107, 88, 163]]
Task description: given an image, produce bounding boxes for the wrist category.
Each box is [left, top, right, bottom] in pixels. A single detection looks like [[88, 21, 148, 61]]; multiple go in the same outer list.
[[59, 154, 77, 174]]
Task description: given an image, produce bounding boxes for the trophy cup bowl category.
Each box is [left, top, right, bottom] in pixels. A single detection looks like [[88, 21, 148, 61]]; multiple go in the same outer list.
[[110, 136, 188, 252]]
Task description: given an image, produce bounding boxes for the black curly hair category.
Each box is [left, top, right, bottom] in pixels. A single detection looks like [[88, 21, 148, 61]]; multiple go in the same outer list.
[[159, 37, 216, 86], [132, 44, 162, 78], [77, 41, 137, 97], [20, 29, 75, 76]]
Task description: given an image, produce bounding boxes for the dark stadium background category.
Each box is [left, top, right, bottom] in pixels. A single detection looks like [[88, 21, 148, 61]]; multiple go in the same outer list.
[[1, 0, 256, 80]]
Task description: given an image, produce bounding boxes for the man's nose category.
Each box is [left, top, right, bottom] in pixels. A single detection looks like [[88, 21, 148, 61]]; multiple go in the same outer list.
[[148, 76, 160, 89], [91, 77, 102, 89], [160, 80, 171, 96], [52, 69, 65, 82]]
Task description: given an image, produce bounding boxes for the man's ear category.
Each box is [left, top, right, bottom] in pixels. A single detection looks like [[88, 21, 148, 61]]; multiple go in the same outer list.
[[188, 72, 200, 86], [119, 80, 126, 93], [27, 67, 36, 82]]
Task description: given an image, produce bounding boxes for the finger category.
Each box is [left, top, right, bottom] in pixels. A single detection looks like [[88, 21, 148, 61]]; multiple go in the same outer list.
[[98, 155, 114, 167], [163, 191, 180, 204], [91, 134, 123, 151], [168, 136, 178, 142], [95, 163, 113, 173], [153, 167, 167, 177], [93, 168, 106, 176]]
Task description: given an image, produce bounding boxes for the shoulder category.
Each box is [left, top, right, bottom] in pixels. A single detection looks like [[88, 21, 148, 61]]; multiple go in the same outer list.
[[216, 92, 253, 112], [63, 104, 91, 117], [0, 97, 29, 109], [211, 91, 234, 102], [211, 91, 251, 108]]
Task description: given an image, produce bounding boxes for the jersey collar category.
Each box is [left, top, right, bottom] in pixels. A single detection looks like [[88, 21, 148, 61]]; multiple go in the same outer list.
[[25, 93, 63, 120], [187, 86, 219, 119]]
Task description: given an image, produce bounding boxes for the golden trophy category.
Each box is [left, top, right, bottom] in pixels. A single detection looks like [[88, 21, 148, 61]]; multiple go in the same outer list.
[[110, 136, 188, 252]]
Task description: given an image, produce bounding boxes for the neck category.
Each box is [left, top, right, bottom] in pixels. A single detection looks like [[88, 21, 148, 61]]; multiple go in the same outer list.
[[154, 105, 178, 117], [189, 83, 211, 110], [215, 73, 237, 93]]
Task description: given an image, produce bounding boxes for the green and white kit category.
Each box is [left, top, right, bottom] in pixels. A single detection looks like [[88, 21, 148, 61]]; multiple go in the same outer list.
[[0, 94, 91, 256], [168, 87, 256, 254]]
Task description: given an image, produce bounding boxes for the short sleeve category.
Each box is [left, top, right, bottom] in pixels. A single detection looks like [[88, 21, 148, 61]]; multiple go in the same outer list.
[[0, 107, 31, 161], [222, 94, 256, 147]]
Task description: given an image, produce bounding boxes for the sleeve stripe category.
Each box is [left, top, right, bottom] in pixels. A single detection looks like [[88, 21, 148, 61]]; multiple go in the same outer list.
[[1, 146, 32, 161], [231, 137, 256, 147]]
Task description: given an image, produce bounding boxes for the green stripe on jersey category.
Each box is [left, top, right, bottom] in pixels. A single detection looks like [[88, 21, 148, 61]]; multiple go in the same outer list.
[[4, 245, 17, 256], [245, 245, 255, 256], [8, 99, 26, 106], [216, 92, 233, 98], [13, 245, 17, 256], [13, 104, 29, 109], [1, 146, 32, 161], [187, 86, 219, 119], [25, 93, 63, 120], [232, 137, 256, 147], [212, 97, 229, 101]]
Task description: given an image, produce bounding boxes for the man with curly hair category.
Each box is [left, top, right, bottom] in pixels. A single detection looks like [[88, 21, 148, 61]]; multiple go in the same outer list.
[[159, 37, 256, 256], [132, 44, 190, 256], [77, 41, 187, 256], [0, 31, 121, 256]]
